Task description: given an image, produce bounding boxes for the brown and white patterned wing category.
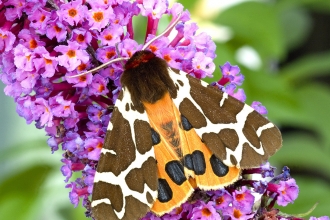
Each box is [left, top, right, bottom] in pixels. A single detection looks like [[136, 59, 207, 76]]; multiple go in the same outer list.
[[91, 87, 158, 220], [169, 69, 282, 168]]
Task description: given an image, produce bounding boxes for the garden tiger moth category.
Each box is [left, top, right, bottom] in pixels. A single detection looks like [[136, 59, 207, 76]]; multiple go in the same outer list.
[[90, 50, 282, 220]]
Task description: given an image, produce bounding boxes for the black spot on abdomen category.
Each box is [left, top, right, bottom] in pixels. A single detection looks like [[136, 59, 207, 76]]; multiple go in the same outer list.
[[165, 160, 187, 185], [183, 154, 193, 170], [158, 178, 173, 203], [210, 154, 229, 177], [183, 150, 206, 175], [151, 128, 161, 145], [181, 114, 193, 131]]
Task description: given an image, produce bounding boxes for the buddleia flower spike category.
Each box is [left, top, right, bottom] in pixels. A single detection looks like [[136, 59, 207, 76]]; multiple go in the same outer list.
[[1, 1, 325, 220]]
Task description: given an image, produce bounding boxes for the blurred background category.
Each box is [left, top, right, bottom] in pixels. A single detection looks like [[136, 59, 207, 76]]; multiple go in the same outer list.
[[1, 0, 330, 219]]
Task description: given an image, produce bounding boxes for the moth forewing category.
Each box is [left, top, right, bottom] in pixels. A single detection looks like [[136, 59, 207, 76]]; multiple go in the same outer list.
[[91, 88, 158, 220], [168, 68, 282, 169]]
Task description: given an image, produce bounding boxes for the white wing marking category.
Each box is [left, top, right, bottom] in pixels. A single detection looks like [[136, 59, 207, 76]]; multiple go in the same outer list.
[[101, 148, 117, 155], [91, 198, 111, 207], [107, 121, 113, 130]]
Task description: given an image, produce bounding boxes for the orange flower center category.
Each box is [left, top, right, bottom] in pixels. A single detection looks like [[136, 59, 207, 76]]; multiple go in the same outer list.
[[233, 208, 242, 218], [98, 84, 105, 92], [106, 51, 116, 59], [29, 39, 37, 49], [79, 75, 87, 82], [202, 207, 212, 216], [96, 143, 103, 149], [44, 58, 52, 65], [149, 45, 157, 52], [236, 194, 245, 201], [93, 12, 104, 22], [40, 15, 46, 22], [216, 196, 224, 205], [67, 50, 76, 58], [68, 8, 78, 18], [97, 111, 103, 119], [163, 54, 171, 62], [54, 25, 62, 33], [76, 34, 85, 43], [105, 34, 113, 41], [77, 63, 87, 71]]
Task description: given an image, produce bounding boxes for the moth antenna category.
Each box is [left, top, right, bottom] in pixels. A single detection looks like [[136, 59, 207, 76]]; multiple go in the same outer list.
[[68, 57, 129, 78], [69, 13, 182, 78], [142, 12, 183, 50]]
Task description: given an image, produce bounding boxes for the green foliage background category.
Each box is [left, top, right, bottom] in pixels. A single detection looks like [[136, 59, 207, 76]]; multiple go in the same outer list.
[[0, 0, 329, 219]]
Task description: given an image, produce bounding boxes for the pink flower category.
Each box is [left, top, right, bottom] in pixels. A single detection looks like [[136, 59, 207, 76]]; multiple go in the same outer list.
[[192, 51, 215, 78], [70, 28, 92, 49], [0, 29, 16, 52], [33, 46, 58, 78], [46, 20, 68, 42], [211, 190, 233, 210], [98, 24, 123, 46], [84, 137, 104, 161], [33, 97, 54, 127], [14, 44, 35, 71], [276, 178, 299, 206], [87, 7, 115, 31], [58, 0, 88, 26], [28, 8, 51, 33], [138, 0, 167, 19], [55, 41, 90, 71], [191, 201, 221, 220], [251, 101, 268, 115], [232, 186, 255, 212]]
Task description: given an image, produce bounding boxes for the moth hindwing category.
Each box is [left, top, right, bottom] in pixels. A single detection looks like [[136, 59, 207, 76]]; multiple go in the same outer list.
[[91, 50, 282, 220]]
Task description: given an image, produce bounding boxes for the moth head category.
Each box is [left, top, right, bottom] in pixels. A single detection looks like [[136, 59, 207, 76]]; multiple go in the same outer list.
[[120, 50, 176, 107], [124, 50, 156, 70]]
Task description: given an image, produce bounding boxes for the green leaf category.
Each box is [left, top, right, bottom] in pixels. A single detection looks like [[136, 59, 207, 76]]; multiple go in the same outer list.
[[270, 134, 330, 180], [281, 52, 330, 83], [279, 0, 330, 12], [293, 84, 330, 148], [216, 2, 285, 61], [270, 134, 330, 217], [0, 139, 85, 220], [0, 165, 52, 220], [278, 7, 312, 50], [177, 0, 198, 12]]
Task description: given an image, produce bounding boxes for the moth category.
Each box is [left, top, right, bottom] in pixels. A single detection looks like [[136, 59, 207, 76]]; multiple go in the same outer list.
[[89, 50, 282, 220]]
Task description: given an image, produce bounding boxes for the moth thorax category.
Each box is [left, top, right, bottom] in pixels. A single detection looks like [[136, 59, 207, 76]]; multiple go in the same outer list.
[[121, 50, 177, 108]]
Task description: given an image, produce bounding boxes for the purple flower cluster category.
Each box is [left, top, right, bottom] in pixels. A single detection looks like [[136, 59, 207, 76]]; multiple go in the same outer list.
[[0, 0, 325, 219]]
